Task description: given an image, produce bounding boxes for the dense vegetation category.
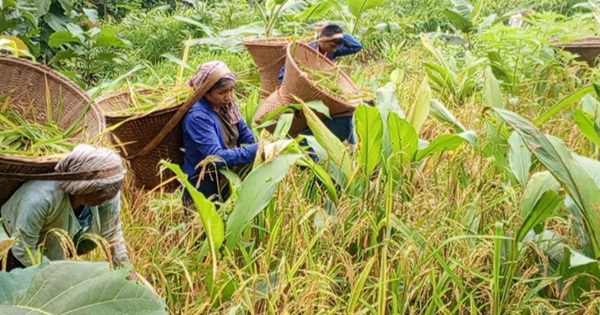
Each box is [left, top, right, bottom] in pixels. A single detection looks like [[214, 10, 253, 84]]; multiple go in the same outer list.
[[4, 0, 600, 314]]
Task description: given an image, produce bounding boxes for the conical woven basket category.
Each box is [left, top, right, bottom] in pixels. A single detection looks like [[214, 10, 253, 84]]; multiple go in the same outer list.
[[243, 37, 289, 98], [0, 55, 105, 206], [553, 36, 600, 66], [96, 89, 182, 192], [255, 42, 361, 136]]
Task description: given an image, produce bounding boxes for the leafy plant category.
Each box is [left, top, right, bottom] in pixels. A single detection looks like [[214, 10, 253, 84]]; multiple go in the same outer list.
[[0, 261, 166, 314]]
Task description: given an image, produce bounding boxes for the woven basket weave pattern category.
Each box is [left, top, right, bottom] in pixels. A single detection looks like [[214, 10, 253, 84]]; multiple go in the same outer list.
[[0, 55, 104, 206], [243, 37, 289, 98], [98, 91, 182, 192], [255, 42, 360, 135], [554, 36, 600, 65]]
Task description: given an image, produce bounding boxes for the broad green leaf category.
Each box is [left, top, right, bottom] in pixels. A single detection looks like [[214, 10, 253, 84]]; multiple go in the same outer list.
[[48, 31, 81, 47], [43, 13, 68, 31], [162, 162, 225, 263], [415, 134, 464, 161], [574, 109, 600, 147], [0, 264, 45, 303], [495, 108, 600, 258], [50, 49, 79, 62], [376, 82, 404, 118], [304, 100, 330, 118], [442, 9, 472, 32], [516, 189, 563, 243], [355, 104, 383, 177], [470, 0, 485, 22], [558, 247, 600, 302], [57, 0, 73, 15], [174, 16, 215, 37], [450, 0, 473, 19], [573, 153, 600, 188], [346, 0, 387, 18], [406, 80, 431, 133], [521, 171, 560, 219], [430, 99, 466, 132], [35, 0, 50, 17], [293, 0, 334, 22], [508, 131, 531, 187], [96, 28, 131, 48], [161, 53, 192, 70], [483, 66, 503, 109], [302, 103, 352, 185], [581, 93, 600, 117], [226, 154, 302, 250], [387, 113, 418, 161], [535, 84, 597, 125], [296, 156, 338, 204], [82, 8, 98, 23], [1, 261, 166, 314], [273, 113, 293, 138]]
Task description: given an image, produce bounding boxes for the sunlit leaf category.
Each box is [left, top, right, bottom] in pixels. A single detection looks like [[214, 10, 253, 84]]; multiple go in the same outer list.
[[226, 154, 302, 250], [355, 104, 383, 177], [508, 131, 531, 187], [406, 80, 430, 133]]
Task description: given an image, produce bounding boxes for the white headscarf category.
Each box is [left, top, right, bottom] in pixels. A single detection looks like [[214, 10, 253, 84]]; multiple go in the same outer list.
[[55, 144, 126, 196]]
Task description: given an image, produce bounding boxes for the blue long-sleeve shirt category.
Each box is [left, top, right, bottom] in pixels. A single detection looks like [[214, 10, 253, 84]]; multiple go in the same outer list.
[[182, 98, 258, 183], [278, 33, 362, 83]]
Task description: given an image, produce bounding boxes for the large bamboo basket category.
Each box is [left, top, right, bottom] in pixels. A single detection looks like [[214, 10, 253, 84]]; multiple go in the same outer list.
[[553, 36, 600, 66], [254, 42, 361, 135], [243, 37, 289, 98], [96, 90, 182, 192], [0, 55, 105, 206]]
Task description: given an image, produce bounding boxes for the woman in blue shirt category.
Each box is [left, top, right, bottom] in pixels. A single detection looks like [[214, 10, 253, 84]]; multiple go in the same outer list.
[[182, 61, 258, 206]]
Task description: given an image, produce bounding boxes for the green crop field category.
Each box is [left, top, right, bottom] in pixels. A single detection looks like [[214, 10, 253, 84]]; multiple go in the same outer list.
[[3, 0, 600, 314]]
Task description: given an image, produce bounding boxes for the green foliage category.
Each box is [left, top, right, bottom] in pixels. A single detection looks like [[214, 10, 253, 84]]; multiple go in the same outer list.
[[161, 162, 224, 274], [226, 154, 303, 250], [0, 261, 166, 314]]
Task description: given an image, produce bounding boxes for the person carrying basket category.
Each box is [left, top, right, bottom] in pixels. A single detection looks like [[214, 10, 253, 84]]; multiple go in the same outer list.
[[0, 144, 130, 271]]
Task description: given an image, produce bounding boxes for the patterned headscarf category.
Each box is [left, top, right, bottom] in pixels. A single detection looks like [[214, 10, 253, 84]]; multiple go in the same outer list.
[[188, 61, 241, 124], [55, 144, 126, 196]]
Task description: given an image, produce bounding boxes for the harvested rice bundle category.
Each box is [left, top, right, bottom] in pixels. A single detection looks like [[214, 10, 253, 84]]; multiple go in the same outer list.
[[106, 84, 193, 116], [295, 59, 364, 101], [0, 109, 80, 157]]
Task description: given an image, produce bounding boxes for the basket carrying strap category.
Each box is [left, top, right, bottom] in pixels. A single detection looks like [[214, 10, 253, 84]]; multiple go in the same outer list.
[[127, 67, 231, 159], [0, 165, 123, 181]]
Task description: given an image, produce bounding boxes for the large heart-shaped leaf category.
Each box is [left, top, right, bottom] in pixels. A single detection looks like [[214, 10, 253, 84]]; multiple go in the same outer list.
[[0, 261, 166, 314]]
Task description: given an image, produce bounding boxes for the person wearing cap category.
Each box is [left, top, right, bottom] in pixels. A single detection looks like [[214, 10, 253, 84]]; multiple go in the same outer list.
[[182, 61, 258, 206], [0, 144, 130, 271]]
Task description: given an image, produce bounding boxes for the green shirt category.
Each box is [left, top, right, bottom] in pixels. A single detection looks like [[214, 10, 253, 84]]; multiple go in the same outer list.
[[0, 181, 129, 267]]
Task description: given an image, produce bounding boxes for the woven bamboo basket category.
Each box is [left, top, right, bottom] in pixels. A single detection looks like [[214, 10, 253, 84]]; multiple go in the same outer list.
[[243, 37, 289, 98], [96, 90, 182, 192], [0, 55, 105, 206], [553, 36, 600, 66], [255, 42, 361, 136]]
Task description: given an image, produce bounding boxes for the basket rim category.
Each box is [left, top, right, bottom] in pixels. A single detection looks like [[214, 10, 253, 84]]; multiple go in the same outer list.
[[243, 36, 291, 46], [0, 55, 104, 125], [0, 55, 105, 164], [0, 153, 61, 166], [286, 42, 359, 106], [551, 36, 600, 47]]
